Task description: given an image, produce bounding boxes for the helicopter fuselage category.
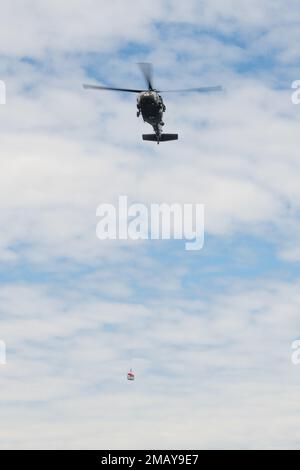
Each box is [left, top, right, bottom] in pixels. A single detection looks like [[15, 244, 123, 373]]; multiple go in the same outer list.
[[83, 62, 221, 144], [137, 91, 165, 136]]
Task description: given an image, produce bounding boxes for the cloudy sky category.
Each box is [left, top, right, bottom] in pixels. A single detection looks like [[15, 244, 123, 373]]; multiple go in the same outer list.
[[0, 0, 300, 449]]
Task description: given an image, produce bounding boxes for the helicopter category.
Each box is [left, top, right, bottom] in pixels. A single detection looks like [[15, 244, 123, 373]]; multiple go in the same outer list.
[[83, 63, 222, 144]]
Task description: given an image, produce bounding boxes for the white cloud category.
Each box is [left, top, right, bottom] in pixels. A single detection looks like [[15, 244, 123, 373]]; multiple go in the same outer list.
[[1, 277, 300, 448], [0, 0, 300, 449], [0, 75, 298, 261]]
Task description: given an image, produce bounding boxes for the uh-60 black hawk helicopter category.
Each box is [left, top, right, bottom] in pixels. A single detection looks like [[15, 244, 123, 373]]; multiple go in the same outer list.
[[83, 63, 222, 144]]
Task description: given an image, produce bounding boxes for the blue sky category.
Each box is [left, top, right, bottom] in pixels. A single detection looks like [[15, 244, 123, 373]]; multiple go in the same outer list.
[[0, 0, 300, 449]]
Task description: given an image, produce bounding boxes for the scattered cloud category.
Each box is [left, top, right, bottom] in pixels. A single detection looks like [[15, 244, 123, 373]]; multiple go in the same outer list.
[[0, 0, 300, 449]]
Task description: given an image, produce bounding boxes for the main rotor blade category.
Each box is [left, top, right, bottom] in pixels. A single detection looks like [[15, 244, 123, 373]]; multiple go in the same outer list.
[[138, 62, 154, 90], [159, 86, 223, 93], [83, 84, 144, 93]]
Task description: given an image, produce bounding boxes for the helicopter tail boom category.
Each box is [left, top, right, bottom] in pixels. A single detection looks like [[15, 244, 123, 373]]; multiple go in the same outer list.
[[142, 133, 178, 143]]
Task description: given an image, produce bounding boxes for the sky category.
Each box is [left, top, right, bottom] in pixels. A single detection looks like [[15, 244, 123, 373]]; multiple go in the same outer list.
[[0, 0, 300, 449]]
